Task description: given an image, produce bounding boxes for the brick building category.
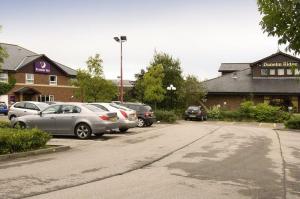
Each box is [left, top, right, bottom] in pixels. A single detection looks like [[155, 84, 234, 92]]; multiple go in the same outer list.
[[0, 43, 78, 105], [203, 51, 300, 112]]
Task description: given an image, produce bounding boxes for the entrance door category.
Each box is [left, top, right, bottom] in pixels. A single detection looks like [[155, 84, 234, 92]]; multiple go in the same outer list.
[[23, 94, 34, 101]]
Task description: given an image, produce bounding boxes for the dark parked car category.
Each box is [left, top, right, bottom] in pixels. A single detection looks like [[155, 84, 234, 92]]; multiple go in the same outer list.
[[184, 106, 207, 121], [119, 102, 156, 127], [0, 102, 8, 115]]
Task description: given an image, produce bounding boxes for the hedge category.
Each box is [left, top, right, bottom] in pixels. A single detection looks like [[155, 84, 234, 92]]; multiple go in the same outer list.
[[207, 101, 291, 123], [285, 116, 300, 129], [155, 110, 177, 123], [0, 121, 11, 128], [0, 128, 52, 155]]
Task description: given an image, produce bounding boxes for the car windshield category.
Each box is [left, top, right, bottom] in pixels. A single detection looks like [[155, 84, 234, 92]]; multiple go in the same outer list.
[[83, 104, 106, 112], [141, 105, 152, 111], [0, 102, 6, 107], [188, 106, 200, 111], [110, 103, 130, 111]]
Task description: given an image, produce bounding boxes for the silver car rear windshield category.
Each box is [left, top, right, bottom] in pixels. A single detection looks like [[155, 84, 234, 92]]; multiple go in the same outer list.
[[83, 104, 106, 112], [36, 103, 49, 111], [110, 103, 129, 111]]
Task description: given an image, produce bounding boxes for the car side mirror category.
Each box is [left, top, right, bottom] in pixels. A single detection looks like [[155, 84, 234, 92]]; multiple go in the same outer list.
[[39, 111, 42, 116]]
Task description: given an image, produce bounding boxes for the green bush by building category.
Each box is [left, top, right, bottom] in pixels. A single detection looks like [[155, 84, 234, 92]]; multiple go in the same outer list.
[[207, 101, 291, 123], [285, 116, 300, 129], [155, 110, 177, 123]]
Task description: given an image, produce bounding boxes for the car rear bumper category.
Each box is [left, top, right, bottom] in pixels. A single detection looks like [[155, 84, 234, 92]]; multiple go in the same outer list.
[[145, 117, 156, 124], [119, 119, 138, 129], [0, 109, 8, 114], [92, 122, 119, 134]]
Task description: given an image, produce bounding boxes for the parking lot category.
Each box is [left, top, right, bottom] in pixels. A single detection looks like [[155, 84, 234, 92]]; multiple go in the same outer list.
[[0, 121, 299, 199]]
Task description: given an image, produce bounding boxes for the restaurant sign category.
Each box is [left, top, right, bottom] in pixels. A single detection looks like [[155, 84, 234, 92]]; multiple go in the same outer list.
[[263, 62, 298, 67], [35, 61, 50, 73]]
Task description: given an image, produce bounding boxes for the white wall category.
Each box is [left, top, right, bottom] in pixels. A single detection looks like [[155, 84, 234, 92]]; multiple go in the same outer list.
[[0, 95, 8, 105]]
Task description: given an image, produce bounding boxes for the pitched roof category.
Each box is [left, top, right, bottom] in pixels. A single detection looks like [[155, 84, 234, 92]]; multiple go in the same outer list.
[[0, 43, 77, 76], [218, 63, 250, 72], [204, 68, 300, 94], [110, 79, 135, 88], [251, 51, 300, 66]]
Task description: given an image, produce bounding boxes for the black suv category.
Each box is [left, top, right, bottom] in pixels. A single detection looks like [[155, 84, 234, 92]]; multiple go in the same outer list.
[[119, 102, 156, 127], [184, 106, 207, 121]]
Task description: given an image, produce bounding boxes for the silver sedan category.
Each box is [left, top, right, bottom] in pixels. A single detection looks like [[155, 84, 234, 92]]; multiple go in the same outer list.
[[11, 103, 119, 139]]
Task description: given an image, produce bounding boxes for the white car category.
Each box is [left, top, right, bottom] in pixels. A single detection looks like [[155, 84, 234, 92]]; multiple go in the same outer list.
[[90, 103, 138, 132], [8, 101, 49, 120]]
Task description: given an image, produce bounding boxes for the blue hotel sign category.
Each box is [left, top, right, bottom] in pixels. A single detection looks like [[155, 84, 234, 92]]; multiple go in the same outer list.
[[35, 61, 50, 73]]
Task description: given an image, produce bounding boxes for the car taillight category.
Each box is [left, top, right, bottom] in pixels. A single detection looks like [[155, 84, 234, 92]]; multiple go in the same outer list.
[[99, 115, 109, 120], [120, 110, 128, 118]]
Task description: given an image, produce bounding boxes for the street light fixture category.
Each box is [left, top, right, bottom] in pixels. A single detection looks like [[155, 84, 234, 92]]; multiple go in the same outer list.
[[114, 35, 127, 102], [167, 84, 176, 91], [167, 84, 176, 109]]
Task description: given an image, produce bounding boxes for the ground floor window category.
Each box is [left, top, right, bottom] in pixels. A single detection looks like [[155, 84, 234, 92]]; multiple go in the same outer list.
[[38, 95, 54, 102]]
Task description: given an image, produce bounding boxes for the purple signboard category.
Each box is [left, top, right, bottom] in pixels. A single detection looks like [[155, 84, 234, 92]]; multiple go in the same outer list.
[[35, 61, 50, 73]]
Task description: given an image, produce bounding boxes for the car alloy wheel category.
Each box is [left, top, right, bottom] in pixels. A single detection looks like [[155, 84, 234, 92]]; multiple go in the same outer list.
[[75, 123, 91, 139], [137, 118, 145, 127]]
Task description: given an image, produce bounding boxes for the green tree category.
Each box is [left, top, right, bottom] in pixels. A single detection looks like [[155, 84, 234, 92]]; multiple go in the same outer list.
[[124, 69, 145, 102], [143, 64, 165, 109], [149, 52, 184, 109], [72, 54, 118, 102], [257, 0, 300, 53], [0, 26, 8, 67], [183, 75, 207, 107], [0, 26, 15, 96]]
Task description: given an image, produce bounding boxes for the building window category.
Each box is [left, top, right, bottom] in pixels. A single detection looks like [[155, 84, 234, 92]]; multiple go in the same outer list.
[[49, 75, 57, 85], [38, 95, 54, 102], [261, 69, 268, 76], [278, 68, 285, 76], [295, 69, 300, 75], [287, 69, 293, 75], [0, 73, 8, 83], [269, 69, 276, 76], [26, 73, 34, 84]]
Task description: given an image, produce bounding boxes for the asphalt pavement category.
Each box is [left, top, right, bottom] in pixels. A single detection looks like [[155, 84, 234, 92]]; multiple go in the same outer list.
[[0, 121, 299, 199]]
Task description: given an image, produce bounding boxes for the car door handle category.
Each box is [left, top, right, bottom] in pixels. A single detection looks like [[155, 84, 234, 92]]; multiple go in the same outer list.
[[24, 111, 27, 113], [50, 117, 55, 119]]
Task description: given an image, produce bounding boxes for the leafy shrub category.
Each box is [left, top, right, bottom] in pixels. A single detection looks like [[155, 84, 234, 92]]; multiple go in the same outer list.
[[207, 106, 222, 120], [220, 111, 242, 121], [0, 128, 51, 155], [254, 103, 290, 123], [155, 110, 177, 123], [0, 121, 11, 128], [285, 116, 300, 129], [239, 101, 256, 119]]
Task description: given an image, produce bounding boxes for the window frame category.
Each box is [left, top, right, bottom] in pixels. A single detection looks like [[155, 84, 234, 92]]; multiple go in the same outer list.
[[277, 68, 285, 76], [0, 73, 8, 83], [49, 75, 57, 85], [25, 73, 34, 84]]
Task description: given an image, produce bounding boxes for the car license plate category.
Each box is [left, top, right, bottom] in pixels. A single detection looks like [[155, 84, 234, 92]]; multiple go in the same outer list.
[[189, 115, 196, 118]]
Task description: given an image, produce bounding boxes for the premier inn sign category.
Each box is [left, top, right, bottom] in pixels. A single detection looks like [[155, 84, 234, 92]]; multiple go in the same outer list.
[[35, 61, 50, 73]]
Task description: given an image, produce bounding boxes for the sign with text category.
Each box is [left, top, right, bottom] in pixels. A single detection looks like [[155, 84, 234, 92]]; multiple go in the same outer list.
[[35, 61, 50, 73], [263, 62, 298, 67]]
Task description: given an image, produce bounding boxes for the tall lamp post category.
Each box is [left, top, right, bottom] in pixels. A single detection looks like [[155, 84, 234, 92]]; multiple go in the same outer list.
[[114, 35, 127, 102], [167, 84, 176, 109]]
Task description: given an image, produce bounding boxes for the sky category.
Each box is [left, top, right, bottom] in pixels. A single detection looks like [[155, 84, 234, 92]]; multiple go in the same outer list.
[[0, 0, 281, 80]]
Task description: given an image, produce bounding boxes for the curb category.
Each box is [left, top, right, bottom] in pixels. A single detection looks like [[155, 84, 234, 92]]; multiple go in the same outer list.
[[274, 128, 300, 133], [0, 145, 70, 161]]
